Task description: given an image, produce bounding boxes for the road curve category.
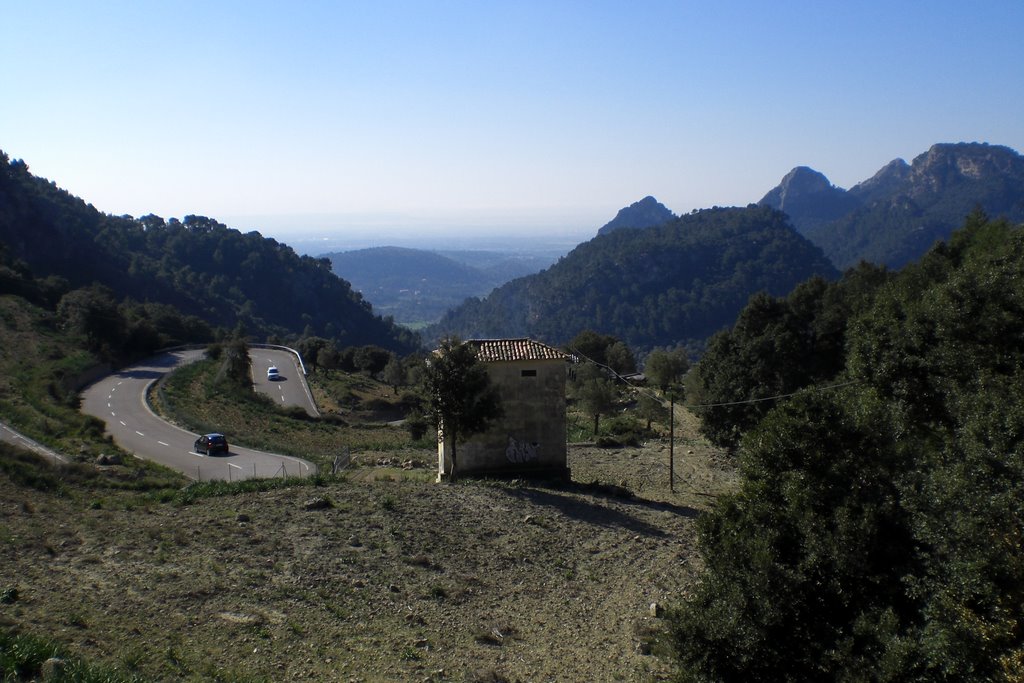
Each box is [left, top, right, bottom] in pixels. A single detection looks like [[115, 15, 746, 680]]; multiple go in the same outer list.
[[251, 347, 319, 416], [80, 350, 317, 482]]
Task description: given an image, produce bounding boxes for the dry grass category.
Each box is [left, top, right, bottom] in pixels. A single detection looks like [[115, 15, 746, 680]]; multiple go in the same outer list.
[[0, 432, 732, 682]]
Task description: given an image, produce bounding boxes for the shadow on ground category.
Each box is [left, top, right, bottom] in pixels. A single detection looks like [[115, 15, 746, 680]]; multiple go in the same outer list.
[[495, 482, 698, 538]]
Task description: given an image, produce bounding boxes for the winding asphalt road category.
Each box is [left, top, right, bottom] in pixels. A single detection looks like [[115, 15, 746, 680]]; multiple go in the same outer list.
[[251, 347, 319, 417], [80, 349, 317, 482]]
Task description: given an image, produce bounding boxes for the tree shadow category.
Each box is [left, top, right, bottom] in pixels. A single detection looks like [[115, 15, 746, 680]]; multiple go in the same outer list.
[[495, 482, 699, 539], [114, 350, 199, 380], [114, 369, 165, 380]]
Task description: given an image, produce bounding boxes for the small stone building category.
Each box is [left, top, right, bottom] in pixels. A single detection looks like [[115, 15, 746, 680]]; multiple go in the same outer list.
[[438, 338, 570, 481]]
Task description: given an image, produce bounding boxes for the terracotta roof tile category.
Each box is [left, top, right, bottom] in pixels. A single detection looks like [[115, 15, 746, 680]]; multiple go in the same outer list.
[[467, 338, 568, 362]]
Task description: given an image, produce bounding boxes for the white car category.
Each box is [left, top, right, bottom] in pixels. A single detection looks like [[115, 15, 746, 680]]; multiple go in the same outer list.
[[267, 366, 280, 381]]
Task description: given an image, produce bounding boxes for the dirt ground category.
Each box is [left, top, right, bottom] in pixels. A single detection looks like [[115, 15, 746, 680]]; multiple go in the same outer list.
[[0, 432, 734, 682]]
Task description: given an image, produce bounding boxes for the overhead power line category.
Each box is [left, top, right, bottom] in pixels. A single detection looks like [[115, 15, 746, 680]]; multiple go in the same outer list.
[[567, 345, 860, 409]]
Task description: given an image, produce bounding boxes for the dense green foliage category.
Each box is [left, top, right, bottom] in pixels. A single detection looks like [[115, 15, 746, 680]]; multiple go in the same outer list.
[[670, 213, 1024, 681], [566, 329, 637, 375], [0, 151, 417, 353], [430, 206, 838, 352], [690, 263, 890, 449], [644, 347, 690, 393], [0, 288, 194, 461]]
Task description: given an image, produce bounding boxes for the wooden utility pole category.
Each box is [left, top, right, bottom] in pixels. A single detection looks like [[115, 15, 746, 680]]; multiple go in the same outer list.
[[669, 393, 675, 492]]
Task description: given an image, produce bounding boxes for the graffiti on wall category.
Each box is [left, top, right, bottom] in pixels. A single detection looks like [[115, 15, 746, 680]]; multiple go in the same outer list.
[[506, 436, 540, 463]]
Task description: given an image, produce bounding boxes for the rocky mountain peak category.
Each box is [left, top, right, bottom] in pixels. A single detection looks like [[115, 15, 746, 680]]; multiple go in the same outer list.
[[775, 166, 836, 198], [765, 141, 1024, 270], [758, 167, 860, 235], [911, 142, 1024, 187], [597, 196, 676, 236], [848, 158, 911, 204]]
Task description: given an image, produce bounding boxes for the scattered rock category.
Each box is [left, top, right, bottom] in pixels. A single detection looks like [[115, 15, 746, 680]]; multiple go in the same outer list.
[[41, 657, 65, 681], [95, 453, 122, 466], [237, 513, 251, 523], [348, 535, 362, 547], [304, 497, 333, 511], [217, 611, 263, 625], [649, 602, 663, 618], [475, 626, 515, 647]]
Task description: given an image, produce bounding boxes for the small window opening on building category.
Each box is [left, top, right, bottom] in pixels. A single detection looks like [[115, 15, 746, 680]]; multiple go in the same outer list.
[[521, 369, 537, 377]]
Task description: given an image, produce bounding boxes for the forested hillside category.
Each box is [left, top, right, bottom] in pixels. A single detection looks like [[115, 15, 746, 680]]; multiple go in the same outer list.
[[429, 205, 838, 351], [0, 151, 418, 353], [672, 211, 1024, 680]]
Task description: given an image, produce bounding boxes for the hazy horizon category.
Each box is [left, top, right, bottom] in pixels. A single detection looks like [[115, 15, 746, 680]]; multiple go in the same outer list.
[[262, 225, 598, 258], [4, 3, 1022, 246], [221, 207, 608, 256]]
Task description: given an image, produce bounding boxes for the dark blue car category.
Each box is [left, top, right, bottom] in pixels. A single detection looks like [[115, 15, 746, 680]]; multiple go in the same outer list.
[[194, 433, 229, 455]]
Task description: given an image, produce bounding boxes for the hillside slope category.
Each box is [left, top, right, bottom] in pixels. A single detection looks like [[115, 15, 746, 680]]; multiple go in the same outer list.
[[0, 152, 417, 352], [0, 435, 734, 681], [429, 205, 838, 351], [324, 246, 555, 325]]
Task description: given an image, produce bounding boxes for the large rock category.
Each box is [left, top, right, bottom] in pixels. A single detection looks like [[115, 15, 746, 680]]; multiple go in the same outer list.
[[596, 196, 676, 236]]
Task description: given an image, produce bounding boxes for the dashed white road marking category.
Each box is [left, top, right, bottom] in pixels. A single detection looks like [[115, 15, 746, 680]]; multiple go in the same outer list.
[[119, 420, 127, 426], [157, 441, 169, 447], [135, 431, 145, 437]]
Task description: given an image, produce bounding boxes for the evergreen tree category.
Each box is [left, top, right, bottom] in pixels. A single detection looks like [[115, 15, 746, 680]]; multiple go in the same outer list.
[[422, 337, 502, 480], [669, 214, 1024, 680]]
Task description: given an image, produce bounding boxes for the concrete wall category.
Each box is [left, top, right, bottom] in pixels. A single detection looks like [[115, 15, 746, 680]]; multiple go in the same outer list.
[[438, 358, 568, 479]]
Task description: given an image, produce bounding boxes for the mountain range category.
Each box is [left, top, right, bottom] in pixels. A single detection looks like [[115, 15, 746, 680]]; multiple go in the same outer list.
[[2, 141, 1019, 358], [759, 142, 1024, 268], [428, 142, 1023, 351], [428, 205, 838, 352]]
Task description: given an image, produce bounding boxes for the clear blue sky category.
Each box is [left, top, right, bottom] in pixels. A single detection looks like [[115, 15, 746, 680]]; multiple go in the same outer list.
[[3, 1, 1022, 243]]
